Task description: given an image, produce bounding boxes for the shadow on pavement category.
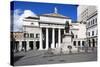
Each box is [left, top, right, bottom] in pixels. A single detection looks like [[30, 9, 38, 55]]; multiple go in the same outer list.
[[14, 56, 24, 63]]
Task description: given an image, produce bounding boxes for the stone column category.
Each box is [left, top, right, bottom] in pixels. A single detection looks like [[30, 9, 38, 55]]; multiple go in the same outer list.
[[19, 41, 22, 51], [76, 41, 78, 47], [26, 40, 30, 51], [91, 40, 93, 47], [33, 34, 36, 50], [58, 28, 61, 48], [46, 28, 49, 50], [80, 41, 82, 47], [39, 28, 43, 50], [80, 41, 82, 50], [52, 28, 55, 49], [34, 40, 36, 50]]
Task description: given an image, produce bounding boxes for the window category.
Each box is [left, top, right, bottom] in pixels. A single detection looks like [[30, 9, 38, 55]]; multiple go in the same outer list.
[[72, 35, 74, 38], [95, 18, 97, 24], [92, 31, 94, 36], [91, 20, 92, 25], [88, 22, 90, 26], [93, 19, 95, 24], [88, 32, 90, 36], [36, 34, 40, 38], [30, 33, 34, 38], [24, 33, 29, 38], [76, 35, 78, 38], [73, 41, 76, 46]]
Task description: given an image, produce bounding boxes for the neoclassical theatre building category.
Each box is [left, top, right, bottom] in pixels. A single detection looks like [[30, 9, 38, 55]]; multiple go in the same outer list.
[[11, 8, 88, 54]]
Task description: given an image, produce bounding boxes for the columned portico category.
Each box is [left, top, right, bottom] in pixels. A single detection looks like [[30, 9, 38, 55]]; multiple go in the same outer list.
[[39, 27, 63, 50]]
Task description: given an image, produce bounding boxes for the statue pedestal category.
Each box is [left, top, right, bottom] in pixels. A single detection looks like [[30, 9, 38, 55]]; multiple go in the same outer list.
[[52, 33, 77, 54]]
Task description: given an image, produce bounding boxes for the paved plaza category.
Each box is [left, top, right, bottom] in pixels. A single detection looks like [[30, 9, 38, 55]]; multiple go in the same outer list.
[[14, 49, 97, 66]]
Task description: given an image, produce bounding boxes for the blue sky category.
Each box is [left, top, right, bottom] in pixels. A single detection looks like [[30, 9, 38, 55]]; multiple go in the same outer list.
[[11, 1, 78, 21]]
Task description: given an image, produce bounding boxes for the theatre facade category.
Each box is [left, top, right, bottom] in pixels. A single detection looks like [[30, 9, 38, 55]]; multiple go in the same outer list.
[[11, 10, 88, 54]]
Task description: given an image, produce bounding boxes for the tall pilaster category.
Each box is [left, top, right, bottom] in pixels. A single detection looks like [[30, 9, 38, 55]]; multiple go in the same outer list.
[[39, 28, 43, 50], [46, 28, 49, 50], [52, 28, 55, 48], [58, 28, 61, 48], [26, 40, 30, 51], [34, 40, 36, 50], [19, 41, 22, 51], [33, 34, 36, 50]]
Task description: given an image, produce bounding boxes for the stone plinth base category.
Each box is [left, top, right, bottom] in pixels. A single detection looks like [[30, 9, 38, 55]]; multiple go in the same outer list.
[[51, 32, 78, 54]]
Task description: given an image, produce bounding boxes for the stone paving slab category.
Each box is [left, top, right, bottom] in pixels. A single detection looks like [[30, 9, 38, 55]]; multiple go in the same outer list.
[[14, 51, 97, 66]]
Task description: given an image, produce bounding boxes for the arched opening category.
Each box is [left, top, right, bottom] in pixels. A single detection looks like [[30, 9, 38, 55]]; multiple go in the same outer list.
[[78, 41, 80, 47], [82, 41, 85, 47], [92, 39, 95, 47], [29, 41, 33, 50], [22, 41, 27, 51], [89, 40, 91, 47], [73, 41, 76, 46], [36, 41, 39, 49], [14, 41, 19, 52]]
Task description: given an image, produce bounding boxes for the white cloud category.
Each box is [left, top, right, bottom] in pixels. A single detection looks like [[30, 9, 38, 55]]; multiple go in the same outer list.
[[11, 9, 23, 32], [22, 10, 37, 17], [11, 9, 37, 32]]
